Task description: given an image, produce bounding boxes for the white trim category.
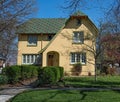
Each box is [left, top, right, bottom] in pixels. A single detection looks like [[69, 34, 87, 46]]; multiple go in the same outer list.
[[70, 53, 86, 64], [22, 54, 39, 64]]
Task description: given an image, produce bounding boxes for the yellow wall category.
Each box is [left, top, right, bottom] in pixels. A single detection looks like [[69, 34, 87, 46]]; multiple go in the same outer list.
[[42, 18, 97, 76], [17, 18, 98, 76], [17, 34, 50, 65]]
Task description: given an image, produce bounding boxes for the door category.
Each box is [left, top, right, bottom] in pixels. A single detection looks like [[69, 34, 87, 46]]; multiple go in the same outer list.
[[47, 51, 59, 66], [48, 54, 54, 66]]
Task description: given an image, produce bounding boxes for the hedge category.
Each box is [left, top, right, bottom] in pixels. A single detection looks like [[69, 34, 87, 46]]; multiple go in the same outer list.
[[38, 66, 64, 86], [0, 75, 8, 85], [21, 65, 38, 80], [3, 65, 39, 84], [5, 65, 21, 83]]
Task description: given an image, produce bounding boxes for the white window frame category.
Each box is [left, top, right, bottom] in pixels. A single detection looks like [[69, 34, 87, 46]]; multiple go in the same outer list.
[[22, 54, 39, 64], [70, 53, 86, 64], [73, 31, 84, 43], [28, 35, 37, 46]]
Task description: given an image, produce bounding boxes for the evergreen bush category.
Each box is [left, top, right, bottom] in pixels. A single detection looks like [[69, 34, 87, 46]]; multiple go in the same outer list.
[[0, 75, 8, 85], [38, 66, 64, 86], [5, 65, 21, 83], [4, 65, 39, 84]]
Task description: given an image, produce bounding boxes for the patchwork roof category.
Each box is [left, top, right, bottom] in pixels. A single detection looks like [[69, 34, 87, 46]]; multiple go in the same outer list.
[[16, 18, 67, 34]]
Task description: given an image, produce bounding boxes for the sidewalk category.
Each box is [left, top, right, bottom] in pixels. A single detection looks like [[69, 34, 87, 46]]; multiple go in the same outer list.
[[0, 86, 31, 102]]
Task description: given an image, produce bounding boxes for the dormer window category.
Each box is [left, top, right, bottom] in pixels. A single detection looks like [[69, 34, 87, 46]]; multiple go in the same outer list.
[[77, 19, 81, 25]]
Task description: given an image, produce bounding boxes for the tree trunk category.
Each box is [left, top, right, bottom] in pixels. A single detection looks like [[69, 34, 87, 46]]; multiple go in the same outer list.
[[95, 60, 97, 82]]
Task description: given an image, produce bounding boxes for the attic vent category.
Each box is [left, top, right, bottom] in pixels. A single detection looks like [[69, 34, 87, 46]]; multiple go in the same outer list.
[[77, 19, 81, 25]]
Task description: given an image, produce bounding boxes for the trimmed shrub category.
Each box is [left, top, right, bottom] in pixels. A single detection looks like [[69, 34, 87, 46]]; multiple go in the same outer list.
[[0, 75, 8, 85], [38, 67, 56, 85], [4, 65, 39, 84], [38, 66, 64, 86], [58, 66, 64, 79], [21, 65, 38, 80], [5, 65, 21, 83]]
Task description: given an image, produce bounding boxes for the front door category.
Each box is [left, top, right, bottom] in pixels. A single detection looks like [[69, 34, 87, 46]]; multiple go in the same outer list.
[[48, 54, 54, 66], [47, 51, 59, 66]]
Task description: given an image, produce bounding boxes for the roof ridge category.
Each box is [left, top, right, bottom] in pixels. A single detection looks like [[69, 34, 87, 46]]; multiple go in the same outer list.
[[72, 10, 86, 16]]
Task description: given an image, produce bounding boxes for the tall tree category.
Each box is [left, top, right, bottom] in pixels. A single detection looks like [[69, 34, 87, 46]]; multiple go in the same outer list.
[[0, 0, 37, 64], [101, 34, 120, 66]]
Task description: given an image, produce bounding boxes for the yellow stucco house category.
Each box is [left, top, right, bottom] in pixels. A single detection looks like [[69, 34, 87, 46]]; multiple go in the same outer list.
[[17, 11, 98, 76]]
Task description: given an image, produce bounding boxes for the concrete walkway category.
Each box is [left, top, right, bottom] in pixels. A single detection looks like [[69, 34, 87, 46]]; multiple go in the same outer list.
[[0, 86, 31, 102]]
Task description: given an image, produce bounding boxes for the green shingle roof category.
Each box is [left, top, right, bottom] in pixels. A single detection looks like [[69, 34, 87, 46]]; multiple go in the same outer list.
[[17, 18, 67, 34]]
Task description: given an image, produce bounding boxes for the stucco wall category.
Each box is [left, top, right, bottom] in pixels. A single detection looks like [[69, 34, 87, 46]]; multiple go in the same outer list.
[[17, 18, 98, 76], [42, 18, 97, 76], [17, 34, 50, 65]]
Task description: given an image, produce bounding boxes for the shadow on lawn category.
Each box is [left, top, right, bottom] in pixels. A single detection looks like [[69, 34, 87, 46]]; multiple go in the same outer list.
[[40, 90, 76, 102], [79, 91, 87, 100], [40, 90, 99, 102]]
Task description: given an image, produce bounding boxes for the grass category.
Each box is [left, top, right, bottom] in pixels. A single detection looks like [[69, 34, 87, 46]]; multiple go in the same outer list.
[[10, 76, 120, 102], [64, 76, 120, 88], [10, 89, 120, 102]]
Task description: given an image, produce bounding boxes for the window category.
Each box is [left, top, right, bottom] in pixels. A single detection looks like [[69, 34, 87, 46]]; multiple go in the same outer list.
[[28, 35, 37, 46], [70, 53, 86, 64], [77, 19, 81, 25], [73, 31, 84, 43], [22, 54, 39, 64]]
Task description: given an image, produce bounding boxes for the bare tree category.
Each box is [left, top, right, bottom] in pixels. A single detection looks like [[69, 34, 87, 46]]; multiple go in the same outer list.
[[0, 0, 37, 65], [104, 0, 120, 33]]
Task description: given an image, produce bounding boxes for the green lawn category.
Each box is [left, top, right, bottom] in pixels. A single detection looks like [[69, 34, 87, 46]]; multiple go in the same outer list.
[[64, 76, 120, 88], [10, 89, 120, 102]]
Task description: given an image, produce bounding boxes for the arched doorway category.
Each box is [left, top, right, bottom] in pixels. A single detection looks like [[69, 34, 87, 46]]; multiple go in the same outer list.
[[47, 51, 59, 66]]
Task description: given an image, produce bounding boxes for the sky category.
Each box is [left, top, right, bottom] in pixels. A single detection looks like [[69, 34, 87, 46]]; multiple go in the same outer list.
[[34, 0, 114, 27]]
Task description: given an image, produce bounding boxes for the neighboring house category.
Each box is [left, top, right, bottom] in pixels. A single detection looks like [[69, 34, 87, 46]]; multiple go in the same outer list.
[[17, 11, 98, 76]]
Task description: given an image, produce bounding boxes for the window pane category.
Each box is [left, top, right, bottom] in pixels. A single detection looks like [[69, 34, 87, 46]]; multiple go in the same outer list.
[[27, 55, 30, 63], [31, 55, 34, 63], [76, 53, 80, 62], [81, 53, 86, 64], [23, 55, 26, 63], [73, 32, 84, 43], [73, 33, 77, 42], [28, 35, 37, 45], [79, 32, 84, 43], [71, 53, 75, 63]]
